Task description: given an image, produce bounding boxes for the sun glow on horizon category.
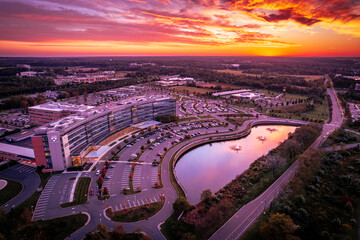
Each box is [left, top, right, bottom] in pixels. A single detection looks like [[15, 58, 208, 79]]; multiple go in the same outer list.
[[0, 0, 359, 57]]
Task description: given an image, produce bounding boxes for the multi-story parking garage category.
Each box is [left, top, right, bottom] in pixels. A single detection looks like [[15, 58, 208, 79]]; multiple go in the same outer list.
[[31, 96, 176, 171]]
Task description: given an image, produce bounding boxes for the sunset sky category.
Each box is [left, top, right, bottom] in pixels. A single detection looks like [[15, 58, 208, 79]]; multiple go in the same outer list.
[[0, 0, 359, 57]]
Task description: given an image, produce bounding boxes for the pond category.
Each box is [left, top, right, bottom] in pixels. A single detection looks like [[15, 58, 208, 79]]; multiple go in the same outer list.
[[174, 125, 297, 204]]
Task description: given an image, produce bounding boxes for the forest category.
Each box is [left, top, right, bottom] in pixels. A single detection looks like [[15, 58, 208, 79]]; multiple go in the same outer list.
[[246, 147, 360, 240]]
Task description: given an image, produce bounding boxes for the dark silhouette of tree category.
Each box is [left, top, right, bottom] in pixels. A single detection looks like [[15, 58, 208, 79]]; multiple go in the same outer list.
[[260, 213, 299, 240]]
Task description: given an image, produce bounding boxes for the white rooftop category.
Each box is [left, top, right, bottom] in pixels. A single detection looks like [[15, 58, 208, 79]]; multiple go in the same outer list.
[[29, 103, 93, 112], [0, 143, 34, 159], [212, 89, 252, 96], [85, 146, 111, 158]]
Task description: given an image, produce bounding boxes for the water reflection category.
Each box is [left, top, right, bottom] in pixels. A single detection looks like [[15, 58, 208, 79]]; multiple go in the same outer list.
[[175, 125, 297, 204]]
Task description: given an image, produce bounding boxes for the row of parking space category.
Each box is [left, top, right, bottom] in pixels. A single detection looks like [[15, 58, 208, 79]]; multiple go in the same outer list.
[[120, 165, 131, 190], [133, 165, 142, 191], [33, 175, 60, 220], [149, 167, 158, 184], [103, 167, 115, 192], [111, 194, 163, 211]]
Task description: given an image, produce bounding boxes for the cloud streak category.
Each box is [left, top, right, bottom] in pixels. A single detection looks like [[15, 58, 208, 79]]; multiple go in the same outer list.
[[0, 0, 359, 56]]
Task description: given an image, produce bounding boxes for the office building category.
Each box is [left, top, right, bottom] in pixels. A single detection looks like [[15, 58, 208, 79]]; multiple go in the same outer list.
[[31, 96, 176, 171], [29, 103, 93, 126]]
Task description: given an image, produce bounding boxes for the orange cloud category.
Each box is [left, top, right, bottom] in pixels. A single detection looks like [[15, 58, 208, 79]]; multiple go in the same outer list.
[[0, 0, 359, 56]]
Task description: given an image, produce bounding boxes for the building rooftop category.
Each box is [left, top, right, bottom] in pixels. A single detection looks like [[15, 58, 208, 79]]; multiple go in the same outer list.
[[5, 130, 34, 142], [0, 142, 34, 159], [34, 95, 174, 135], [212, 89, 252, 96], [29, 102, 94, 112]]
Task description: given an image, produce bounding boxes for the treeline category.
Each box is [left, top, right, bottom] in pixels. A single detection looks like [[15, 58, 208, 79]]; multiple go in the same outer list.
[[85, 223, 150, 240], [1, 57, 358, 75], [0, 78, 146, 110], [0, 75, 55, 98], [255, 148, 360, 240], [164, 124, 321, 239]]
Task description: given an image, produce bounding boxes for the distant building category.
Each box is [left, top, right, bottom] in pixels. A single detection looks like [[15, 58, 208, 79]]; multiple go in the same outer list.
[[17, 64, 31, 69], [212, 89, 252, 97], [19, 71, 37, 77], [232, 92, 265, 100], [73, 75, 109, 83], [343, 76, 360, 80], [28, 103, 94, 126], [355, 83, 360, 93]]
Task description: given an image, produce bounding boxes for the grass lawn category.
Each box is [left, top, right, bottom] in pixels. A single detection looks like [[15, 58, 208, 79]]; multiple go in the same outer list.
[[177, 116, 199, 122], [216, 69, 262, 78], [284, 74, 323, 81], [198, 82, 243, 90], [106, 201, 164, 222], [255, 89, 308, 100], [60, 177, 91, 208], [170, 86, 215, 94], [198, 115, 213, 119], [20, 214, 88, 240], [225, 118, 251, 126], [269, 100, 328, 122], [0, 178, 22, 205]]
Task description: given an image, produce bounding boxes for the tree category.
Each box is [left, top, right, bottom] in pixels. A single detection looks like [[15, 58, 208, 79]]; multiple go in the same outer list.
[[260, 213, 299, 240], [147, 139, 151, 144], [96, 176, 104, 188], [124, 139, 129, 144], [103, 187, 109, 196], [101, 167, 107, 177], [173, 197, 192, 215], [104, 160, 110, 169], [164, 147, 168, 152], [140, 145, 145, 151], [200, 189, 212, 201], [266, 153, 287, 176]]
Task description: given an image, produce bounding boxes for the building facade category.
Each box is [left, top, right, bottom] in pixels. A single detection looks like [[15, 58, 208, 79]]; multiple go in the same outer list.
[[31, 97, 176, 171], [29, 103, 93, 126]]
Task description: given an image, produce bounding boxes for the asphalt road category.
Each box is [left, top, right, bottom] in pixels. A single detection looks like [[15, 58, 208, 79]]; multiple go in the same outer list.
[[0, 164, 40, 212]]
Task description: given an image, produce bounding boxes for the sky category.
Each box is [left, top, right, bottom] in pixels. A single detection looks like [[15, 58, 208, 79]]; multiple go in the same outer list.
[[0, 0, 359, 57]]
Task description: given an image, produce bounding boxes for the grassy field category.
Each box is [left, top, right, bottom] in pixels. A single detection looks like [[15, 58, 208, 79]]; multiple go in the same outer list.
[[0, 178, 22, 205], [216, 69, 262, 77], [60, 177, 91, 208], [198, 115, 213, 119], [268, 101, 327, 122], [255, 89, 308, 100], [197, 82, 242, 90], [20, 214, 88, 240], [284, 74, 323, 81], [170, 86, 215, 94], [106, 201, 164, 222], [216, 70, 323, 81], [177, 116, 199, 122]]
